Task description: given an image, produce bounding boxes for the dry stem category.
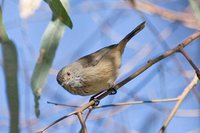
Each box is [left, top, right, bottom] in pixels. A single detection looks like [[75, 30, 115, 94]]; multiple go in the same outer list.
[[159, 75, 199, 133], [77, 112, 88, 133]]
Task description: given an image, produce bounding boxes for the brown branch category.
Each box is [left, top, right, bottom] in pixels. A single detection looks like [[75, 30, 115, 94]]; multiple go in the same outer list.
[[38, 111, 77, 133], [87, 0, 198, 29], [77, 113, 88, 133], [116, 31, 200, 90], [159, 75, 199, 133], [131, 0, 200, 30], [84, 108, 93, 122], [178, 48, 200, 79], [47, 101, 80, 108], [79, 1, 200, 29], [94, 97, 179, 109], [39, 31, 200, 132]]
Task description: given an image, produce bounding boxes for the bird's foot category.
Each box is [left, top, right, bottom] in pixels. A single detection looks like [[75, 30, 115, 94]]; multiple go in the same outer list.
[[89, 96, 100, 106], [89, 91, 104, 106], [108, 87, 117, 95], [89, 88, 117, 106]]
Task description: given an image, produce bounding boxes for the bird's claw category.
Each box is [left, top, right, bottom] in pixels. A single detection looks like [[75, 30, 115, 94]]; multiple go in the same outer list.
[[89, 96, 100, 106], [108, 88, 117, 95], [89, 88, 117, 106]]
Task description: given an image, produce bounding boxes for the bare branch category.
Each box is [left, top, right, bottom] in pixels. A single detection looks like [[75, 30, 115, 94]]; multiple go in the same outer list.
[[116, 31, 200, 90], [132, 0, 200, 30], [94, 97, 179, 109], [77, 113, 88, 133], [78, 1, 200, 29], [159, 75, 199, 133], [37, 111, 77, 133], [47, 101, 80, 108], [178, 48, 200, 79], [85, 108, 93, 122]]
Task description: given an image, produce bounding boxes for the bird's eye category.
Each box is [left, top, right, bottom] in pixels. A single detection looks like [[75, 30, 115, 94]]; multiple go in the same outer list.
[[67, 72, 71, 76]]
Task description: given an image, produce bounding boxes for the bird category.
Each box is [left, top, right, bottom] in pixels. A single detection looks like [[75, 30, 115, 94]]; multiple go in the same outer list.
[[57, 21, 145, 96]]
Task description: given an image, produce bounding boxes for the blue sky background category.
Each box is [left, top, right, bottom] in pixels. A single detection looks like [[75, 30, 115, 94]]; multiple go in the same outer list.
[[0, 0, 200, 133]]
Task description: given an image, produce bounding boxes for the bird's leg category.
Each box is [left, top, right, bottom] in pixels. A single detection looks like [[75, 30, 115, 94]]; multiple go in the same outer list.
[[89, 87, 117, 106], [89, 91, 105, 106], [108, 87, 117, 95]]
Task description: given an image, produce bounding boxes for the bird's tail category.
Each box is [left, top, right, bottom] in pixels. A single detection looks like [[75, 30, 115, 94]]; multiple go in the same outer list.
[[117, 21, 145, 53]]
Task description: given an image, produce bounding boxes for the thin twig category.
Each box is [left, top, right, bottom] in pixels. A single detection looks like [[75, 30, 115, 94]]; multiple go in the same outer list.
[[178, 48, 200, 79], [132, 0, 200, 29], [94, 97, 179, 109], [47, 101, 80, 108], [77, 112, 88, 133], [85, 108, 93, 122], [80, 1, 200, 29], [38, 111, 77, 133], [159, 75, 199, 133]]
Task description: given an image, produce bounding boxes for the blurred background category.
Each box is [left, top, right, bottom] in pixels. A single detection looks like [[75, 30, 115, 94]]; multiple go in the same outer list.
[[0, 0, 200, 133]]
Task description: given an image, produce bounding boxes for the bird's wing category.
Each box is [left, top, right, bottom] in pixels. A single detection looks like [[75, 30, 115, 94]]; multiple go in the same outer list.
[[78, 44, 116, 67]]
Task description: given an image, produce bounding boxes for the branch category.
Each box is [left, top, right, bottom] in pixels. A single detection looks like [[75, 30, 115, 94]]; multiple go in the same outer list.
[[94, 97, 179, 109], [132, 0, 200, 30], [47, 101, 80, 108], [159, 75, 199, 133], [38, 111, 77, 133], [39, 31, 200, 132], [178, 48, 200, 79], [116, 31, 200, 90], [77, 112, 88, 133]]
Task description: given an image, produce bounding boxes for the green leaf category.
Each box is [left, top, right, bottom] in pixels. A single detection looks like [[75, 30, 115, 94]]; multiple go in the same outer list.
[[31, 19, 65, 117], [45, 0, 73, 28], [189, 0, 200, 24], [0, 7, 19, 133]]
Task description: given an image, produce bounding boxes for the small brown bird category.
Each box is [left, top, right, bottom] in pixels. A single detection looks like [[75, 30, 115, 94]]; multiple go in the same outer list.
[[57, 22, 145, 96]]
